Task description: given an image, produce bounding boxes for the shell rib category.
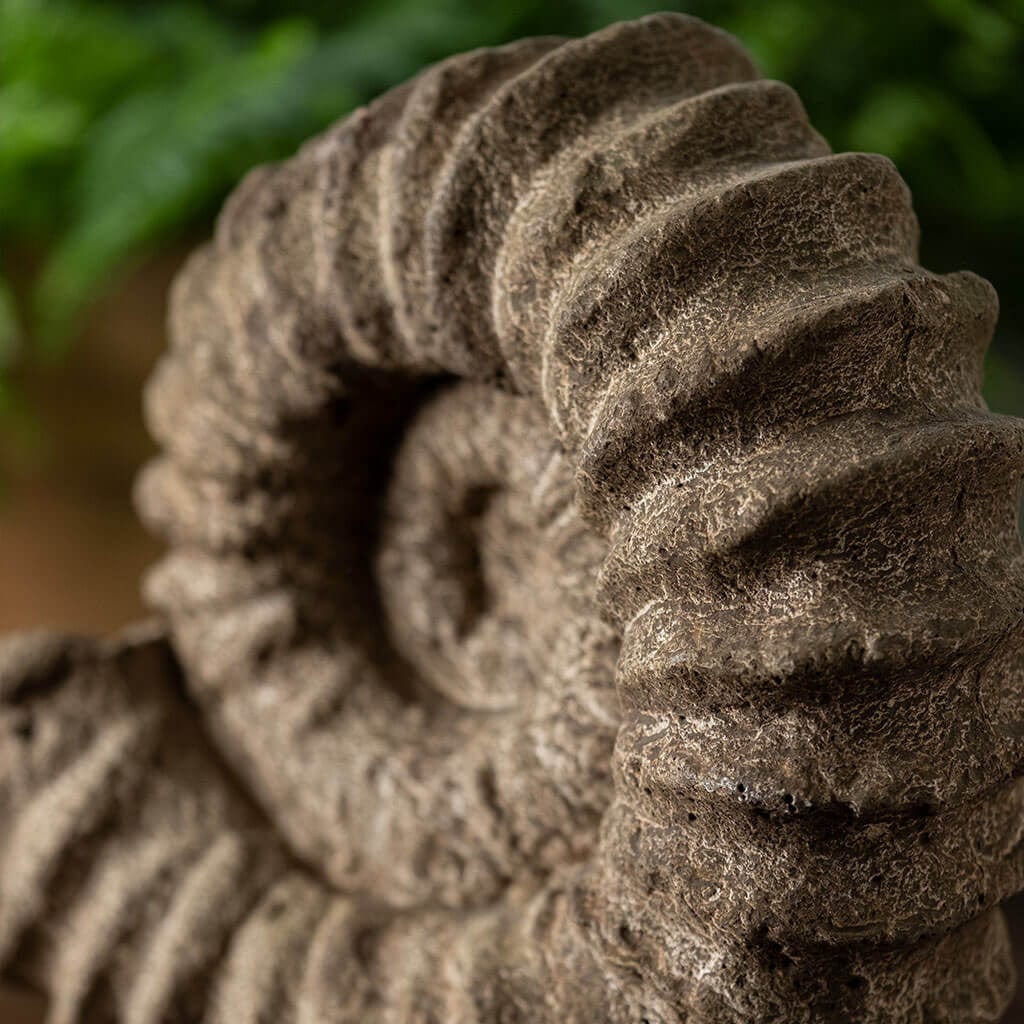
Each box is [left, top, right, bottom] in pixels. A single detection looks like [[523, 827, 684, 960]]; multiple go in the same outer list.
[[2, 12, 1024, 1023]]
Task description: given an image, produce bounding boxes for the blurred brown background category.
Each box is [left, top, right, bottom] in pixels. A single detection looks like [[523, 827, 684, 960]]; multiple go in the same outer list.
[[0, 248, 180, 637], [0, 250, 177, 1023]]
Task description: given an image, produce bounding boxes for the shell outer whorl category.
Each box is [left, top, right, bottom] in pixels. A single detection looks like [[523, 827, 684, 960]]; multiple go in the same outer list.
[[2, 12, 1024, 1024]]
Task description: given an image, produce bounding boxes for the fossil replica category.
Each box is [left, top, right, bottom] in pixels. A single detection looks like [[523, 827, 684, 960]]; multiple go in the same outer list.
[[2, 12, 1024, 1023]]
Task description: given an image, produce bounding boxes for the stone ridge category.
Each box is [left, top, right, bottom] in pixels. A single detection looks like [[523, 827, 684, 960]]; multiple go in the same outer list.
[[2, 12, 1023, 1022]]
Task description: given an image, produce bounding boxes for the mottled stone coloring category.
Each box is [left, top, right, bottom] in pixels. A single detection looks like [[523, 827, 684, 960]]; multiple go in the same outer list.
[[2, 14, 1023, 1023]]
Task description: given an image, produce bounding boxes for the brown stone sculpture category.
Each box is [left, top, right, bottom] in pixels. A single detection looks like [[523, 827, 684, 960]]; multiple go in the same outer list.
[[2, 13, 1023, 1022]]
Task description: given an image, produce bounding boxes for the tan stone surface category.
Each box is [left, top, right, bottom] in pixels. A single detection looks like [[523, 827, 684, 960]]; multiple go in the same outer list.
[[3, 13, 1024, 1022]]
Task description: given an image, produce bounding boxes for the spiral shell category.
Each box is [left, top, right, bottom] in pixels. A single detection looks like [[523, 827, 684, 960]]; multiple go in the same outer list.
[[3, 13, 1024, 1022]]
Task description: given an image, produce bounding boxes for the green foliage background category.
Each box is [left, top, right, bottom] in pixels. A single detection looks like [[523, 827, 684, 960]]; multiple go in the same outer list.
[[2, 0, 1023, 408]]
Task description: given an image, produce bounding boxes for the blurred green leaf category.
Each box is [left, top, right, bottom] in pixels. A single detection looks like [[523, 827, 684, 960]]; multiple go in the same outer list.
[[0, 0, 1018, 413], [847, 82, 1013, 215], [33, 18, 318, 347], [720, 0, 821, 78], [984, 347, 1024, 416]]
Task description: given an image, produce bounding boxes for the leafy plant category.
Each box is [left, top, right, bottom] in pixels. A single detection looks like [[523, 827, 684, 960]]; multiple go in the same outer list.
[[1, 0, 1022, 407]]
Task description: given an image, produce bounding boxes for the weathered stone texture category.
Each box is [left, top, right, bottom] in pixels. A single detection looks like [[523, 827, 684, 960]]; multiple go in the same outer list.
[[3, 13, 1024, 1022]]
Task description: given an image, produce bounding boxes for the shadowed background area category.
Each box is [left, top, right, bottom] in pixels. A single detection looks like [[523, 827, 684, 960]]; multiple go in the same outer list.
[[1, 0, 1023, 1020]]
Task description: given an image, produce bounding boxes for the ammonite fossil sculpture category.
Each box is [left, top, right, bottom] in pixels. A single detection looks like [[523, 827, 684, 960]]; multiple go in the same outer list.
[[2, 13, 1023, 1023]]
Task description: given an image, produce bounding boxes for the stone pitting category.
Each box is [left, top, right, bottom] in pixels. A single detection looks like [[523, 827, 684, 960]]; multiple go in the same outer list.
[[2, 13, 1024, 1023]]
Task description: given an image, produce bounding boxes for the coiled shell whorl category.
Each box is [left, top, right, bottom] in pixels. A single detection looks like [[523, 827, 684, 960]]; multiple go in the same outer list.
[[2, 13, 1023, 1024]]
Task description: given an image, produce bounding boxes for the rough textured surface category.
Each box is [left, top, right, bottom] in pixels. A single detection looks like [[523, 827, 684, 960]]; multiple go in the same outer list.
[[2, 13, 1024, 1022]]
